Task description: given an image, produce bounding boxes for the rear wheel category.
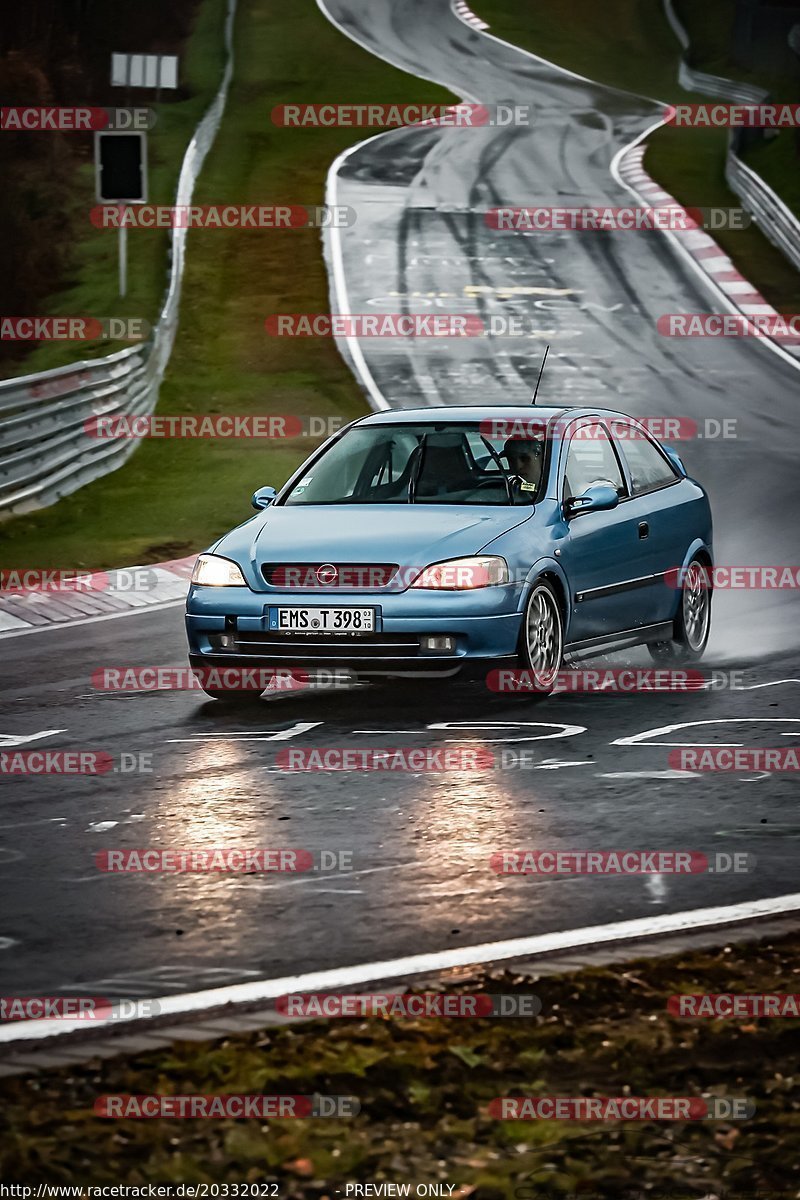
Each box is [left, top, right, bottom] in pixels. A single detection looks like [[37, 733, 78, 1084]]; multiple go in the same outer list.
[[648, 556, 711, 663], [515, 579, 564, 697]]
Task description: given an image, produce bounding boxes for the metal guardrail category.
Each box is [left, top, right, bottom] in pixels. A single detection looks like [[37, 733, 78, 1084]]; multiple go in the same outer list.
[[664, 0, 768, 103], [663, 0, 800, 276], [726, 152, 800, 274], [0, 0, 238, 520], [675, 59, 767, 105]]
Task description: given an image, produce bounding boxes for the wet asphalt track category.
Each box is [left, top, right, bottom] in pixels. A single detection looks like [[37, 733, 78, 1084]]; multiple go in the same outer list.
[[1, 608, 799, 998], [1, 0, 799, 999]]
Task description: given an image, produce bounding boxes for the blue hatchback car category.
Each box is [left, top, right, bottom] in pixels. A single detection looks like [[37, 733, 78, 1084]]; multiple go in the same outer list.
[[185, 405, 713, 700]]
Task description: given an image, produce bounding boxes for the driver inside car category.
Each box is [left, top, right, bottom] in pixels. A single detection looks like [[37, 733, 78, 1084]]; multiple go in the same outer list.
[[503, 436, 544, 491]]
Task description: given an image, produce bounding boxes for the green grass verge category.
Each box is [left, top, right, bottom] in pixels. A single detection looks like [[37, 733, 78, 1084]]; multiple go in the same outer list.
[[1, 934, 798, 1194], [0, 0, 453, 570], [475, 0, 688, 104], [476, 0, 800, 311], [3, 0, 230, 380]]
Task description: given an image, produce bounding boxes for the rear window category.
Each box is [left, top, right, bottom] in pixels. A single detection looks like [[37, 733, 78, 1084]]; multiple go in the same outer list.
[[612, 423, 678, 495]]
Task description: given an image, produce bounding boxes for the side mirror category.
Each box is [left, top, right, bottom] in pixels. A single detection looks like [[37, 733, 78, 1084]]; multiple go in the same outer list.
[[251, 486, 277, 510], [564, 484, 619, 518]]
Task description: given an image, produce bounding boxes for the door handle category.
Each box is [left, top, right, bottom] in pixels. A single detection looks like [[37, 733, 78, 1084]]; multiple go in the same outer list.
[[638, 521, 649, 539]]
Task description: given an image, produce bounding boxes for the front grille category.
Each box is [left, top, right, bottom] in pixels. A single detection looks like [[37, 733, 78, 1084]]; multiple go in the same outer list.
[[222, 631, 423, 660], [262, 563, 399, 590]]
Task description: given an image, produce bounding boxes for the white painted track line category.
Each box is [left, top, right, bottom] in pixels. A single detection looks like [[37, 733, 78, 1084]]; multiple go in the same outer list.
[[3, 891, 800, 1045]]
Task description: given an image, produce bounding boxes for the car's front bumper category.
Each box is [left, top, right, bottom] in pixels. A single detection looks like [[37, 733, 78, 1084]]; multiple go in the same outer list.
[[185, 584, 523, 677]]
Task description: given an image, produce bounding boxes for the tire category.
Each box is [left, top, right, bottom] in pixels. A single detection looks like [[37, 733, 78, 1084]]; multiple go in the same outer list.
[[515, 578, 565, 696], [648, 556, 712, 664]]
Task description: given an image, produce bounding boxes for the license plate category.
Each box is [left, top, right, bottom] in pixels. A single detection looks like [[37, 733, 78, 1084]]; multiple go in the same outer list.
[[268, 607, 377, 634]]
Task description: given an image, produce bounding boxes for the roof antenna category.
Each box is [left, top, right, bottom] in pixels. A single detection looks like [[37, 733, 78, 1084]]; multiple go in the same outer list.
[[531, 343, 550, 405]]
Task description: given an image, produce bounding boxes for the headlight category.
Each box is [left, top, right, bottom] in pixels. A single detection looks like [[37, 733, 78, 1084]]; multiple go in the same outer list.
[[409, 556, 509, 590], [191, 554, 248, 587]]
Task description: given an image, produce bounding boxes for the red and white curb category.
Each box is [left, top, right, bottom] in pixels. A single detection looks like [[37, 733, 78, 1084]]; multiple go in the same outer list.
[[616, 142, 800, 358], [451, 0, 489, 32], [0, 556, 195, 638]]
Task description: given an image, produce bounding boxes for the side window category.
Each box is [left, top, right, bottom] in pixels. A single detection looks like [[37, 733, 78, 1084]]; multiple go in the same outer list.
[[613, 423, 678, 495], [563, 423, 625, 499]]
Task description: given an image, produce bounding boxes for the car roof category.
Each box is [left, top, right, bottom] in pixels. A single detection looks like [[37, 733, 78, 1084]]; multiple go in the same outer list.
[[353, 405, 623, 426]]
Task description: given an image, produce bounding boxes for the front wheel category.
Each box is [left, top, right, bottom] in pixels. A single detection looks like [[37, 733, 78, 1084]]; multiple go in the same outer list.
[[648, 556, 712, 664], [516, 579, 565, 697]]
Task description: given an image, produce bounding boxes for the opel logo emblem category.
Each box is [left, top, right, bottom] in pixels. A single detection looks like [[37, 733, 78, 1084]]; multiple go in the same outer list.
[[317, 563, 338, 586]]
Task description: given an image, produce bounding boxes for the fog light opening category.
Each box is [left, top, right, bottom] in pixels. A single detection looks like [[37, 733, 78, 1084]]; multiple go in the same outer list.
[[421, 635, 457, 655]]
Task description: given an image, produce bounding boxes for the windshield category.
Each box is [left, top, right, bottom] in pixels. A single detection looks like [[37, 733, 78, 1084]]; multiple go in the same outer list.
[[282, 423, 547, 506]]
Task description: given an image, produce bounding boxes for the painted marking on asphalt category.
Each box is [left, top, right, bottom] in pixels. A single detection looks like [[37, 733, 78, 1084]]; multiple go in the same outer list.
[[645, 874, 667, 903], [464, 285, 581, 298], [613, 718, 800, 748], [0, 730, 66, 748], [353, 722, 587, 742], [54, 965, 265, 997], [599, 770, 700, 780], [165, 721, 323, 744], [5, 891, 800, 1042], [737, 679, 800, 690], [240, 863, 413, 892], [533, 759, 592, 771]]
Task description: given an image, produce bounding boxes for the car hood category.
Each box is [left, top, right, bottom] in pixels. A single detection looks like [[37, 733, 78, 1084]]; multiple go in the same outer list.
[[213, 504, 533, 589]]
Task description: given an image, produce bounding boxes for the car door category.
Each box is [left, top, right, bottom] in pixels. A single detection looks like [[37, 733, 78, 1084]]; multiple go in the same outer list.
[[608, 418, 689, 623], [556, 418, 659, 643]]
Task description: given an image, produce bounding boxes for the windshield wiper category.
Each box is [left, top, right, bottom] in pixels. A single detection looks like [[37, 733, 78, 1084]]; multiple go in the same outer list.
[[407, 433, 428, 504], [479, 435, 515, 504]]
